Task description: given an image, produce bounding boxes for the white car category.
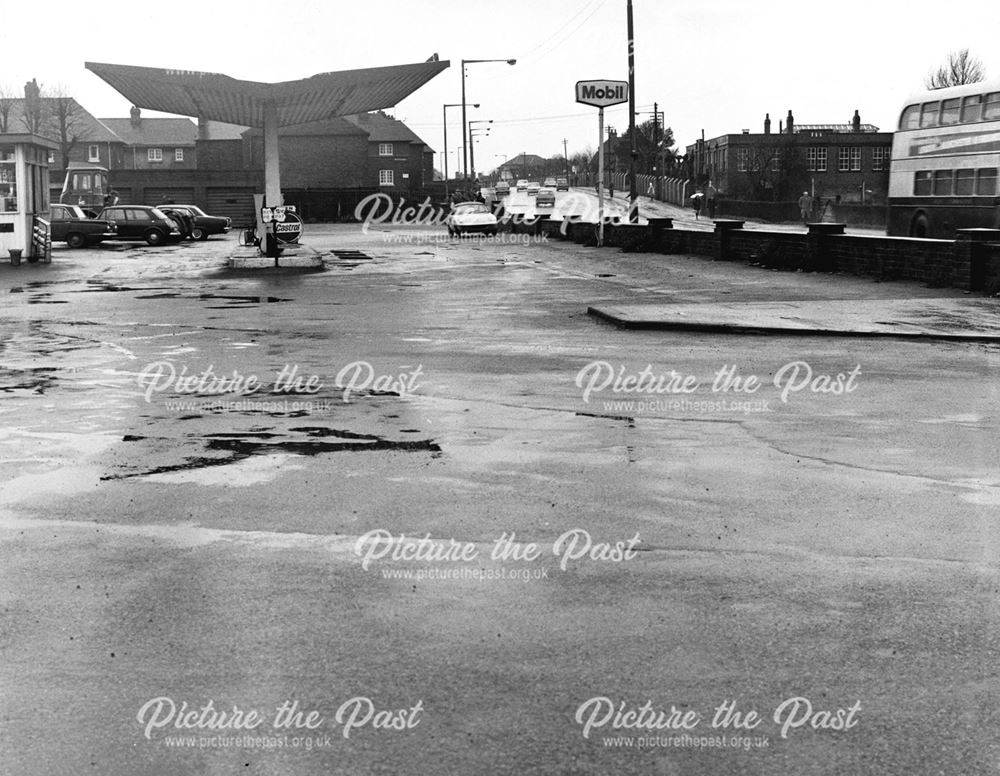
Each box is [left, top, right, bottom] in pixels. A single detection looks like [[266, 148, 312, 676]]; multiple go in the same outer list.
[[515, 179, 528, 192], [447, 201, 498, 236], [526, 181, 541, 196]]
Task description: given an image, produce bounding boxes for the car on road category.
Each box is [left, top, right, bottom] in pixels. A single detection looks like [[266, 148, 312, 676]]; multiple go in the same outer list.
[[543, 178, 557, 188], [526, 181, 540, 196], [556, 177, 569, 191], [515, 179, 528, 192], [495, 181, 510, 196], [48, 204, 117, 248], [160, 204, 232, 240], [535, 189, 556, 209], [95, 205, 183, 246], [446, 201, 498, 237]]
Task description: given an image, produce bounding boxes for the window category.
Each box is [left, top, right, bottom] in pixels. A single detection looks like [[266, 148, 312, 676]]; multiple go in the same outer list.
[[939, 98, 960, 125], [839, 146, 861, 171], [378, 143, 393, 156], [148, 148, 163, 162], [807, 146, 827, 172], [961, 94, 982, 123], [736, 148, 748, 172], [914, 171, 933, 195], [920, 101, 940, 128], [379, 169, 394, 186], [872, 146, 890, 171], [899, 104, 921, 130], [0, 151, 17, 212], [976, 168, 998, 195], [126, 208, 152, 222], [88, 144, 100, 162], [48, 150, 55, 164], [983, 93, 1000, 121], [932, 169, 953, 196], [174, 148, 184, 162], [955, 168, 975, 195]]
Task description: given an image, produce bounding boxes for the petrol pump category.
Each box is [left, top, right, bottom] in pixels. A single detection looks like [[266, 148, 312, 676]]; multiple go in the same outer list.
[[0, 133, 58, 264]]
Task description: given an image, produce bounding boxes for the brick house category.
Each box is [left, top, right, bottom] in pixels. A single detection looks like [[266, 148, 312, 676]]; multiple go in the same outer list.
[[686, 110, 893, 204], [100, 107, 198, 171]]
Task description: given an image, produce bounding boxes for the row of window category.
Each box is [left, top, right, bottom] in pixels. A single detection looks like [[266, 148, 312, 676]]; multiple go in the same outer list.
[[900, 91, 1000, 130], [912, 167, 999, 196], [60, 146, 186, 164], [734, 146, 890, 173]]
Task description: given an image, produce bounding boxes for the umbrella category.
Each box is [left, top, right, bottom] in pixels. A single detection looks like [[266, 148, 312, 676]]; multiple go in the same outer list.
[[689, 192, 704, 199]]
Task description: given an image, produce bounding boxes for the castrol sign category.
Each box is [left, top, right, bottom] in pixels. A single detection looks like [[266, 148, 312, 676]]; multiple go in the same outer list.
[[575, 80, 628, 108]]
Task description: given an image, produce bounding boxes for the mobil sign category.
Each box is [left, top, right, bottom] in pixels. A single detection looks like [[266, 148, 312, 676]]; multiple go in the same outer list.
[[575, 79, 628, 108]]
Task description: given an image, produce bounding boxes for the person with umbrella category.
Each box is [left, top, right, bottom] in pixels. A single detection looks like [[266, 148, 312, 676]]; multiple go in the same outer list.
[[690, 191, 703, 220]]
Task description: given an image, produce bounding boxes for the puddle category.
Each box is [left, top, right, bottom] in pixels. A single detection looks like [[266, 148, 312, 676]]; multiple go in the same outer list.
[[199, 293, 290, 305], [102, 425, 441, 481]]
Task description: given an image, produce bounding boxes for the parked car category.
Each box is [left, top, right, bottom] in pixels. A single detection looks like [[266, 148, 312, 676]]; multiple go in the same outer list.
[[526, 181, 540, 196], [48, 204, 117, 248], [556, 177, 569, 191], [162, 204, 232, 240], [515, 179, 528, 192], [536, 189, 556, 208], [95, 205, 183, 245], [543, 177, 557, 188], [446, 201, 498, 236], [495, 181, 510, 196], [158, 206, 195, 240]]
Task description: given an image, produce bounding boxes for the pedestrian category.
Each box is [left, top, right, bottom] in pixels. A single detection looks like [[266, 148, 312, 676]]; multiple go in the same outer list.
[[706, 182, 718, 219], [103, 189, 119, 207], [798, 191, 814, 223], [692, 193, 702, 220]]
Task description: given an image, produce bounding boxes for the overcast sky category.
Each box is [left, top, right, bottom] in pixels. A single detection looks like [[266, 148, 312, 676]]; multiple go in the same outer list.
[[3, 0, 998, 175]]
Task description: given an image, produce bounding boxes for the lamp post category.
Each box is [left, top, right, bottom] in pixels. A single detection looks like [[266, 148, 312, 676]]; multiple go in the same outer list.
[[461, 58, 516, 180], [443, 102, 478, 199], [468, 119, 493, 184], [469, 129, 490, 193]]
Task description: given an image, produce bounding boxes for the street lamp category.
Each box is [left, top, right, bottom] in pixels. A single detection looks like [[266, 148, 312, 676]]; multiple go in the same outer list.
[[443, 102, 478, 199], [461, 58, 516, 181], [468, 120, 493, 183]]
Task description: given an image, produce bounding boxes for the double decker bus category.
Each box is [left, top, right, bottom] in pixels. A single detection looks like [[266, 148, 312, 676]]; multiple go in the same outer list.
[[59, 164, 111, 211], [887, 80, 1000, 238]]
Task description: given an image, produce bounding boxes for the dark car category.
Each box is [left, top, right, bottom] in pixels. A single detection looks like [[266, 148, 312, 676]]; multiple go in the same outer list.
[[49, 204, 117, 248], [556, 177, 569, 191], [164, 204, 232, 240], [158, 206, 196, 240], [95, 205, 183, 246]]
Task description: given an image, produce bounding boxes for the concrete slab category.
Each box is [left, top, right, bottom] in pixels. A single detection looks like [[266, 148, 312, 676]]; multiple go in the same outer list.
[[228, 242, 324, 269], [589, 297, 1000, 341]]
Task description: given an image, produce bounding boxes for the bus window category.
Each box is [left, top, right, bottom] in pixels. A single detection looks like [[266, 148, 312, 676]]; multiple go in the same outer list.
[[920, 101, 940, 127], [899, 104, 921, 130], [983, 93, 1000, 121], [960, 94, 982, 123], [940, 98, 960, 125], [976, 168, 998, 195], [932, 170, 953, 196], [914, 171, 933, 195], [955, 168, 975, 195]]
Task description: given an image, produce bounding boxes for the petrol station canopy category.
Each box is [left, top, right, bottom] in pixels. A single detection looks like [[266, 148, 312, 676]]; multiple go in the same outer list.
[[84, 59, 450, 128]]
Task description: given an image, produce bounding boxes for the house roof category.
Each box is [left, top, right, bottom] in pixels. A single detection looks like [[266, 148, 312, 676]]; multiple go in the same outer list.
[[1, 98, 121, 143], [85, 59, 450, 128], [794, 123, 882, 133], [343, 111, 429, 147], [198, 120, 249, 141], [498, 154, 547, 169], [100, 116, 198, 146]]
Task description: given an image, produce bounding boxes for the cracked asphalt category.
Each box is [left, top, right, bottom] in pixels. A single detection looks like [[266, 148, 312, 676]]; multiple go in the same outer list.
[[2, 222, 999, 775]]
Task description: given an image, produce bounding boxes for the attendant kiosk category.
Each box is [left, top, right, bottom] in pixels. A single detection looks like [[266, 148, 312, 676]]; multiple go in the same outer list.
[[0, 133, 58, 263]]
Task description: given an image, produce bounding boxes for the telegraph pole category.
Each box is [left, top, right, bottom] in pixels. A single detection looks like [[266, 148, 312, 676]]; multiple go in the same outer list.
[[627, 0, 638, 221]]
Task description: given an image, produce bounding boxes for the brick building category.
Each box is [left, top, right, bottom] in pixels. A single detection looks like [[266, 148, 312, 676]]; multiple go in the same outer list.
[[686, 110, 893, 204]]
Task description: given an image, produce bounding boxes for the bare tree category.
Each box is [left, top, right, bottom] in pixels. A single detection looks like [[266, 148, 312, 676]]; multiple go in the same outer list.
[[0, 84, 16, 133], [45, 86, 89, 169], [926, 49, 985, 89]]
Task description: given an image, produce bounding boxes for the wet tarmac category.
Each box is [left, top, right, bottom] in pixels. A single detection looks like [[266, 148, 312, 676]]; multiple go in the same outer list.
[[1, 223, 999, 775]]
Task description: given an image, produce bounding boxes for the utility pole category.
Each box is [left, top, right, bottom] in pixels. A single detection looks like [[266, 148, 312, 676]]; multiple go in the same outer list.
[[627, 0, 638, 221], [563, 138, 569, 178]]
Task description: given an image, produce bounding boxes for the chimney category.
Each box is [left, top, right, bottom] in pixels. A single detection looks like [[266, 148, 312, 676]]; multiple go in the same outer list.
[[130, 106, 141, 128], [852, 109, 861, 132], [197, 118, 210, 141], [764, 113, 771, 134], [786, 110, 794, 135]]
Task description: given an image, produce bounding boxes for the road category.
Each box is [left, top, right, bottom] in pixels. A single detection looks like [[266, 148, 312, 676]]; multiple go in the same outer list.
[[1, 226, 997, 775]]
